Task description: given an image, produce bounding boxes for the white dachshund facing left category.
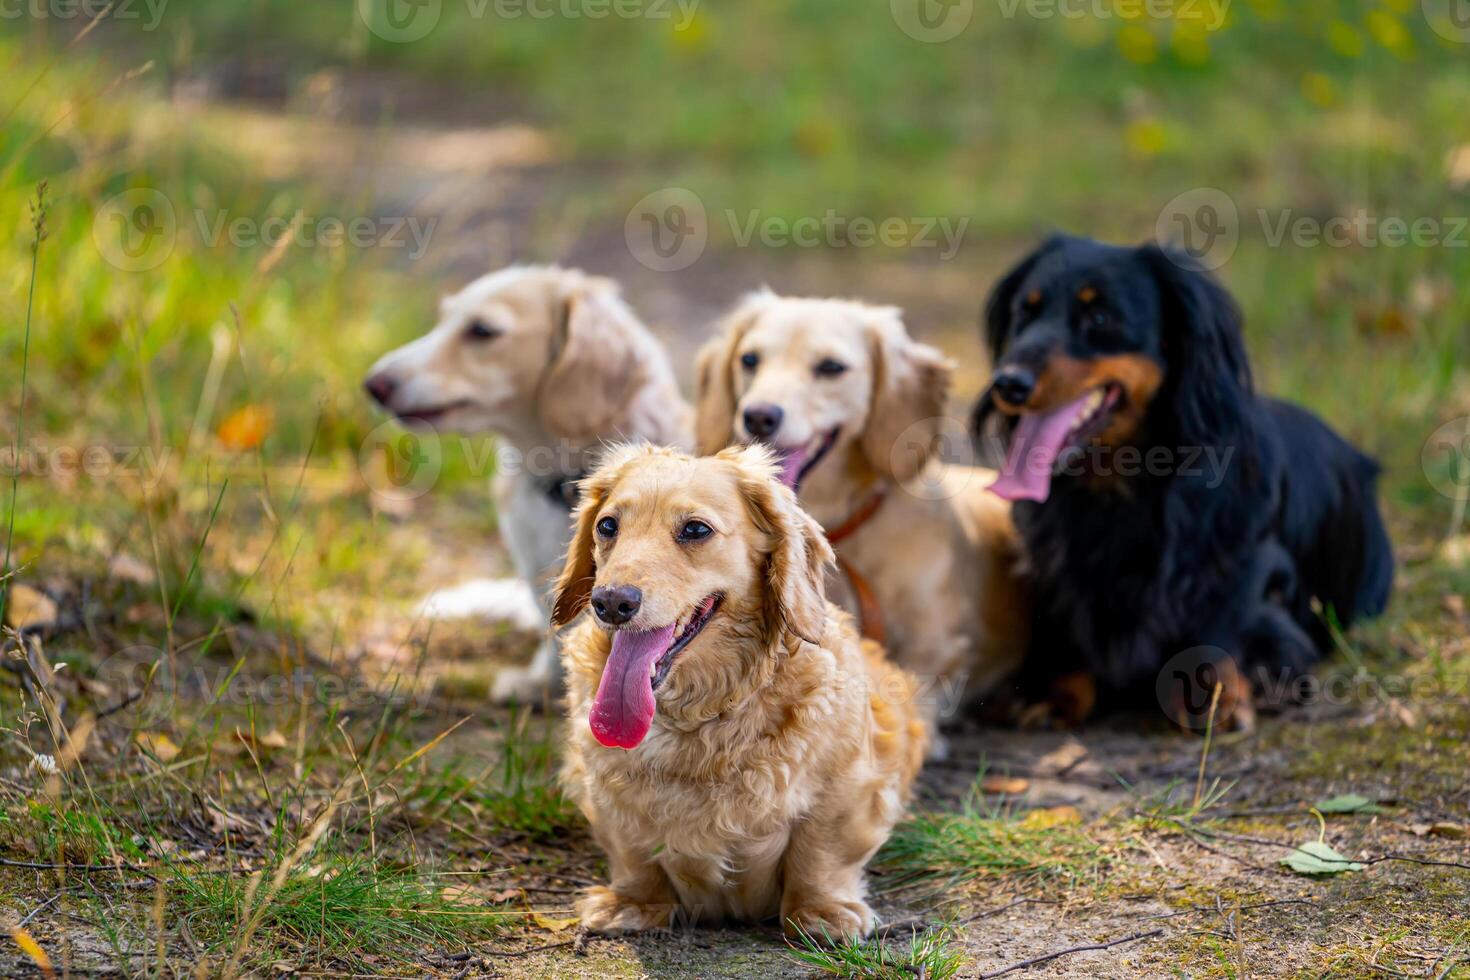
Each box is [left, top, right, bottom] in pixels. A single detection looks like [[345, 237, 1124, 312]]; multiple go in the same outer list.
[[365, 266, 692, 703]]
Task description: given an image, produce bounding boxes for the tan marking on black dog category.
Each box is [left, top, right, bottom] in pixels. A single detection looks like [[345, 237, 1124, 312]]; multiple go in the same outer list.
[[991, 352, 1163, 446]]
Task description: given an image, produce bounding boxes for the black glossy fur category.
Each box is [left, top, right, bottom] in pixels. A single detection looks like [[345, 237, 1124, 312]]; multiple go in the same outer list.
[[974, 235, 1394, 704]]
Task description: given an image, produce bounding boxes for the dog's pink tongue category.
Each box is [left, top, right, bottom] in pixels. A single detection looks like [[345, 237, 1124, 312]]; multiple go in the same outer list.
[[775, 446, 809, 489], [988, 393, 1092, 503], [589, 625, 676, 749]]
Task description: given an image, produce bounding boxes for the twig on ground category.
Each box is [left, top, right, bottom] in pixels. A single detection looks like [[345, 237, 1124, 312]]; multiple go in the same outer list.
[[17, 893, 59, 927], [480, 938, 580, 958], [1159, 817, 1470, 872], [0, 858, 158, 881], [977, 928, 1164, 979], [959, 897, 1059, 924], [1138, 898, 1317, 921]]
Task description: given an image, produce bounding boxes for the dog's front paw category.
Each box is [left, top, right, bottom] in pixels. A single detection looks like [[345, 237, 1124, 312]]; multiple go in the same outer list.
[[784, 901, 876, 942], [577, 886, 674, 934]]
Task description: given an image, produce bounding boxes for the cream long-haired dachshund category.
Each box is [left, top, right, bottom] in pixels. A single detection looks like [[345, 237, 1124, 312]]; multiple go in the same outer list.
[[364, 266, 691, 704], [553, 444, 925, 940], [695, 292, 1031, 743]]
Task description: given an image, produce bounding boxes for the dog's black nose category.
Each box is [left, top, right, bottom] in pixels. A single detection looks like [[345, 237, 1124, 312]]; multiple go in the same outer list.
[[591, 585, 642, 626], [992, 368, 1036, 407], [742, 404, 784, 438], [364, 373, 397, 407]]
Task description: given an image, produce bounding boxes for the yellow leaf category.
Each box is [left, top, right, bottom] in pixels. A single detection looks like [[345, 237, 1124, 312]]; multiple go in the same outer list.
[[1301, 72, 1337, 108], [535, 912, 580, 933], [10, 926, 54, 979], [1365, 10, 1413, 57], [136, 732, 181, 763], [217, 405, 272, 452], [1117, 25, 1158, 64], [1327, 20, 1364, 58], [671, 10, 708, 49], [1125, 118, 1169, 159], [1020, 806, 1083, 830]]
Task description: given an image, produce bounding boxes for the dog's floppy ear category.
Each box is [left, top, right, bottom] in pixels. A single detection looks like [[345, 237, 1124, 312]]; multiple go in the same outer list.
[[550, 446, 641, 627], [727, 446, 832, 647], [1139, 244, 1254, 449], [860, 308, 954, 483], [538, 279, 645, 441], [694, 291, 770, 455], [983, 235, 1064, 361]]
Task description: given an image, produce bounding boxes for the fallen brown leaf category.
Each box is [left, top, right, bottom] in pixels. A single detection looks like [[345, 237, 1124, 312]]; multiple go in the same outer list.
[[4, 585, 57, 631], [980, 774, 1030, 795]]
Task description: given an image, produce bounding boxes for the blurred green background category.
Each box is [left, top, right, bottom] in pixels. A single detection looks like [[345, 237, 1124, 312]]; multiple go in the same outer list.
[[2, 0, 1468, 637]]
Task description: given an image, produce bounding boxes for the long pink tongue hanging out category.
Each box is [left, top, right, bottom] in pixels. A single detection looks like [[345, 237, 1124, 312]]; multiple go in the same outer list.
[[988, 392, 1094, 503], [775, 445, 809, 489], [588, 624, 676, 749]]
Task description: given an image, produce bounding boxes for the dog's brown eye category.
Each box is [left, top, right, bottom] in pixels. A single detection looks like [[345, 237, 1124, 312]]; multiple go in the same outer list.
[[677, 519, 714, 542], [596, 516, 618, 538], [739, 352, 759, 371], [814, 358, 847, 378], [465, 319, 501, 342]]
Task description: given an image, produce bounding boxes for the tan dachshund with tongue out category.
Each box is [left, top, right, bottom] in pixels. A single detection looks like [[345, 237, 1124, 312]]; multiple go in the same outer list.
[[552, 444, 925, 940]]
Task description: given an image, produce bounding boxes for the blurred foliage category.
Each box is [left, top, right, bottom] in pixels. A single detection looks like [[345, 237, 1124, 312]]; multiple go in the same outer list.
[[55, 0, 1470, 232]]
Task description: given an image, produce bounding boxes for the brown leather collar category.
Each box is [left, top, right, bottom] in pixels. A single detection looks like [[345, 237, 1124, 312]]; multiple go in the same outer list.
[[824, 486, 888, 643], [826, 485, 887, 545]]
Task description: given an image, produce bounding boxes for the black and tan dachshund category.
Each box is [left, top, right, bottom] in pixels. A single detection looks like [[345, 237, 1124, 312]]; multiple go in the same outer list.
[[973, 235, 1393, 730]]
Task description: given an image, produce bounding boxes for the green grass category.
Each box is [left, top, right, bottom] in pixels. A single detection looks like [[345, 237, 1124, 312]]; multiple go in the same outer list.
[[880, 782, 1115, 888], [172, 855, 505, 972], [789, 922, 965, 980], [404, 709, 579, 841]]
